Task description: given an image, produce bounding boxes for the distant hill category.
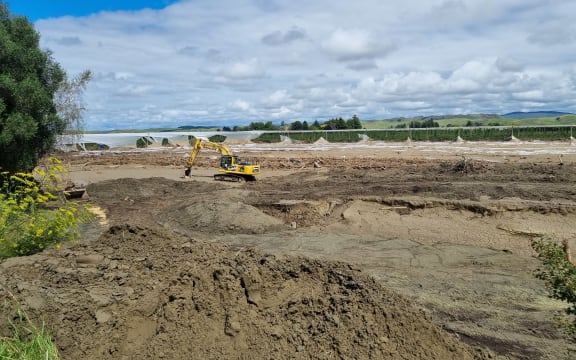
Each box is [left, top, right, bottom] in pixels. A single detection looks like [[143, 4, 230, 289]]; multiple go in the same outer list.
[[502, 111, 573, 119]]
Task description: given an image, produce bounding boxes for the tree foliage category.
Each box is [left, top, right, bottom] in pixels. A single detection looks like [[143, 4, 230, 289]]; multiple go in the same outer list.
[[231, 121, 279, 131], [321, 115, 363, 130], [532, 238, 576, 338], [409, 118, 440, 128], [0, 2, 74, 172]]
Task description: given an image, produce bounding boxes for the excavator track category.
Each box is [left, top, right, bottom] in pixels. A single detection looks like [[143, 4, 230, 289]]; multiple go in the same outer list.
[[213, 174, 255, 182]]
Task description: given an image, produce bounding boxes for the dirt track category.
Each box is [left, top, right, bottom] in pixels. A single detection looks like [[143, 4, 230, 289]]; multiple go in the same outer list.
[[2, 140, 576, 359]]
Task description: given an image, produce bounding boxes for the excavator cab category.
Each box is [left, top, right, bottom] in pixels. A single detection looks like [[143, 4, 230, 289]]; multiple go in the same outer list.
[[217, 155, 259, 181], [220, 155, 236, 170]]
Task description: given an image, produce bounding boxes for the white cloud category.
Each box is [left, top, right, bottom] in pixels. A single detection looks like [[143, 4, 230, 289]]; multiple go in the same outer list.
[[162, 109, 209, 118], [116, 84, 153, 96], [392, 101, 431, 110], [206, 58, 266, 82], [32, 0, 576, 130], [512, 90, 545, 101], [113, 72, 135, 81], [322, 28, 396, 61], [229, 100, 252, 112]]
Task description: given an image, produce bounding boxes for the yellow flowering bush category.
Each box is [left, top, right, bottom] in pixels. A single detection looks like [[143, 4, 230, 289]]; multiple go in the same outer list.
[[0, 158, 93, 259]]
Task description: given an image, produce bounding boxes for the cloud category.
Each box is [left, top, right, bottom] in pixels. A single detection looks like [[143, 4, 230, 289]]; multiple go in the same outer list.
[[206, 58, 266, 82], [230, 99, 251, 111], [32, 0, 576, 130], [178, 46, 198, 56], [263, 90, 292, 107], [495, 57, 525, 72], [346, 60, 378, 71], [55, 36, 82, 46], [116, 84, 153, 96], [512, 90, 544, 101], [322, 28, 396, 61], [162, 109, 209, 118], [261, 27, 306, 46], [527, 24, 576, 46]]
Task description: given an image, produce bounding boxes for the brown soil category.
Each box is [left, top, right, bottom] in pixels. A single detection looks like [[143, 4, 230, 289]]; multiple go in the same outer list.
[[2, 142, 576, 359]]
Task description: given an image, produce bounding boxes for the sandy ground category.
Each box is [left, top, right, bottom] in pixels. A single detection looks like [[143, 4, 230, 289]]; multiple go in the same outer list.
[[2, 140, 576, 359]]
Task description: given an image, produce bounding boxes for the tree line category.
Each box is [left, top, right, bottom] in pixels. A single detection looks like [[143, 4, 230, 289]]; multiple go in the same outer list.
[[221, 115, 363, 132]]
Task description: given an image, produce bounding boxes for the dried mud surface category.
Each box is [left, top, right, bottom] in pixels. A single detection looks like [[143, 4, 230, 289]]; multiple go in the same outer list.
[[2, 142, 576, 359]]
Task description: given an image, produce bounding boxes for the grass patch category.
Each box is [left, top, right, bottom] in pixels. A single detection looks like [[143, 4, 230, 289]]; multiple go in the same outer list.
[[0, 293, 60, 360], [0, 316, 60, 360]]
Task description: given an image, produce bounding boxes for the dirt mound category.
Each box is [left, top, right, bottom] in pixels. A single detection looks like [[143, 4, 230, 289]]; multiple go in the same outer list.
[[160, 200, 287, 234], [0, 225, 492, 360], [87, 178, 224, 202]]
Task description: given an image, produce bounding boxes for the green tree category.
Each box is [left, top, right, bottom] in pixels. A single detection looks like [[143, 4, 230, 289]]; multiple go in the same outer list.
[[0, 2, 66, 172], [336, 117, 347, 129], [346, 115, 362, 129], [246, 121, 276, 131], [290, 120, 303, 130]]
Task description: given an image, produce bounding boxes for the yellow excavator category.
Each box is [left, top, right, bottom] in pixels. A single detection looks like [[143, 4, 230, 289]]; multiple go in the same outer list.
[[184, 138, 260, 182]]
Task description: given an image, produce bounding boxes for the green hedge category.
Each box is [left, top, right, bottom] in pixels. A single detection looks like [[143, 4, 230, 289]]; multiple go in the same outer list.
[[514, 126, 574, 140], [287, 131, 361, 143], [363, 130, 411, 142], [364, 126, 575, 142], [253, 133, 281, 143]]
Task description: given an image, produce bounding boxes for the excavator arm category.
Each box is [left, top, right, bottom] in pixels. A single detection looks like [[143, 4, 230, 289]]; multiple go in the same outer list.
[[185, 138, 232, 172], [185, 138, 232, 176]]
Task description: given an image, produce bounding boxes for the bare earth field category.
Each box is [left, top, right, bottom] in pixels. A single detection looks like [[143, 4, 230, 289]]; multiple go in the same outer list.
[[2, 140, 576, 359]]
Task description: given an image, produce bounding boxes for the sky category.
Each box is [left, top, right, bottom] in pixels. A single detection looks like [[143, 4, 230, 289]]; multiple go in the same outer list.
[[8, 0, 576, 130]]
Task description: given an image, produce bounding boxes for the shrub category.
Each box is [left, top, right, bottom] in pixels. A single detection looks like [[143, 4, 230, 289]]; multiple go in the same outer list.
[[136, 137, 153, 148], [0, 158, 93, 259], [208, 135, 226, 143], [531, 238, 576, 338]]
